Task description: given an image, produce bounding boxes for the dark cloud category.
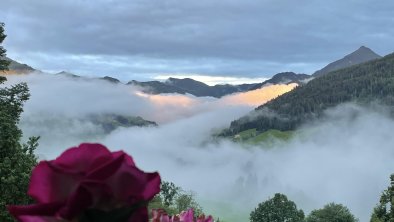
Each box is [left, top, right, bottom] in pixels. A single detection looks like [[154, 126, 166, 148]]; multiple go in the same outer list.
[[1, 0, 394, 79]]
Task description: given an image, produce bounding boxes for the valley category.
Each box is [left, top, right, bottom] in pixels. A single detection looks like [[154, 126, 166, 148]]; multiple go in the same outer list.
[[2, 2, 394, 221], [2, 46, 394, 221]]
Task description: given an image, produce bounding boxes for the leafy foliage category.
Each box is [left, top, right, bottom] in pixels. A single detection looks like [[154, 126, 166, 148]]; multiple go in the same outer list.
[[149, 181, 203, 216], [159, 181, 180, 207], [250, 193, 304, 222], [225, 52, 394, 136], [306, 203, 358, 222], [0, 23, 38, 221], [0, 23, 10, 71], [371, 174, 394, 222]]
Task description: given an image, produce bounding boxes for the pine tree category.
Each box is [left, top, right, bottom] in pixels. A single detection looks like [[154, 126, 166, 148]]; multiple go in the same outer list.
[[0, 22, 39, 222], [371, 174, 394, 222], [0, 23, 10, 71]]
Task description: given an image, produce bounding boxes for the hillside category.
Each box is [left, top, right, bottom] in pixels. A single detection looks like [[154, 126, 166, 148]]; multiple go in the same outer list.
[[128, 80, 188, 95], [313, 46, 381, 76], [249, 72, 310, 90], [223, 52, 394, 136], [129, 77, 258, 98], [88, 113, 157, 133], [0, 57, 35, 74]]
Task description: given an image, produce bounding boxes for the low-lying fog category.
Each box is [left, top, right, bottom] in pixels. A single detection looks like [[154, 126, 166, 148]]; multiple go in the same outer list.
[[4, 73, 394, 221]]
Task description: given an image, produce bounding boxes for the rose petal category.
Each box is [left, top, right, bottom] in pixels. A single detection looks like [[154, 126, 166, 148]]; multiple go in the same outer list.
[[28, 162, 79, 203], [141, 172, 161, 200], [58, 184, 93, 220], [107, 162, 161, 203], [180, 209, 194, 222], [160, 214, 170, 222], [7, 202, 63, 217], [78, 180, 113, 209], [112, 151, 135, 166], [127, 206, 149, 222], [12, 216, 62, 222], [54, 143, 113, 173], [87, 152, 125, 180], [197, 214, 214, 222], [171, 215, 181, 222]]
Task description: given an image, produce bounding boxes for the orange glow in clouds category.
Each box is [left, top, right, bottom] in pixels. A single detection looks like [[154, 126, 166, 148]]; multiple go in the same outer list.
[[133, 83, 297, 123], [219, 83, 298, 106], [134, 91, 198, 107]]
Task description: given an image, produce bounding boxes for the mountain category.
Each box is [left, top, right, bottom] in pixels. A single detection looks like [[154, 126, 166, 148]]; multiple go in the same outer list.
[[128, 80, 188, 95], [99, 76, 121, 84], [166, 77, 258, 97], [128, 74, 307, 98], [222, 51, 394, 137], [313, 46, 381, 76], [165, 77, 212, 96], [88, 114, 157, 133], [129, 78, 259, 98], [56, 71, 81, 78], [249, 72, 310, 90], [1, 57, 35, 74]]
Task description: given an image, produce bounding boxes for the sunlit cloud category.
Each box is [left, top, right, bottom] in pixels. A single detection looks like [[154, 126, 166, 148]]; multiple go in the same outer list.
[[219, 83, 297, 106]]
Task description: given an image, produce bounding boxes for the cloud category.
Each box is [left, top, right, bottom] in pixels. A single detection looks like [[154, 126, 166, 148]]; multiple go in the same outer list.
[[4, 73, 291, 123], [219, 83, 297, 106], [100, 104, 394, 222], [1, 0, 394, 78], [6, 74, 394, 221]]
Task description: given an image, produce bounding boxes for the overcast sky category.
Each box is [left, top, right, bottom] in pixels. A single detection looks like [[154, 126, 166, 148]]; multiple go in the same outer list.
[[1, 0, 394, 82]]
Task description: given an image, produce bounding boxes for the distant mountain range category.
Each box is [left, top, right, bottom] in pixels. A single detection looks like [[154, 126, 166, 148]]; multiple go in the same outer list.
[[128, 73, 311, 98], [128, 78, 256, 98], [1, 46, 383, 99], [222, 49, 394, 137], [51, 71, 308, 98], [127, 46, 382, 97], [2, 46, 388, 135]]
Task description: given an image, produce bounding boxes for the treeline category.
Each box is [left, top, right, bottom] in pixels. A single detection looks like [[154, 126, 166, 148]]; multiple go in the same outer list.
[[224, 52, 394, 136], [250, 173, 394, 222]]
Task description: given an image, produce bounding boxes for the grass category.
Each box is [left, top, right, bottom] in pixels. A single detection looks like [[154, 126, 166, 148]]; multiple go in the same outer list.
[[234, 128, 294, 146], [248, 129, 293, 144]]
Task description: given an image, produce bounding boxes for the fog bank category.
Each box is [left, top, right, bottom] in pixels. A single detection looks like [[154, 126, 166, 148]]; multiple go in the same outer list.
[[3, 74, 393, 221]]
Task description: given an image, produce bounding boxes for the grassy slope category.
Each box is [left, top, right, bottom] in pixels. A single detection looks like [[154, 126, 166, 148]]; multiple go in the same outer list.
[[234, 128, 294, 146]]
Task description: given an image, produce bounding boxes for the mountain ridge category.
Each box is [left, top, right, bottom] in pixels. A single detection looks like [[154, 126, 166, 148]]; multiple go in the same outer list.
[[128, 73, 306, 98], [1, 46, 383, 99], [313, 46, 381, 76]]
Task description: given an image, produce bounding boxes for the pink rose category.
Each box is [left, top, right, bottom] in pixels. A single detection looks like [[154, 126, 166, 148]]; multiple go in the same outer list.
[[179, 209, 194, 222], [8, 143, 161, 222], [151, 209, 213, 222], [196, 214, 213, 222]]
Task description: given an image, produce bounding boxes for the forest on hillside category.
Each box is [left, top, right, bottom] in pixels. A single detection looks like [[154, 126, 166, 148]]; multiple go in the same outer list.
[[224, 52, 394, 136]]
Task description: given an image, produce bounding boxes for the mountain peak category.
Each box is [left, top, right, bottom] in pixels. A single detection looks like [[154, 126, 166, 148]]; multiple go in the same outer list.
[[313, 46, 381, 76], [100, 76, 120, 84], [350, 45, 380, 57], [358, 45, 369, 50]]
